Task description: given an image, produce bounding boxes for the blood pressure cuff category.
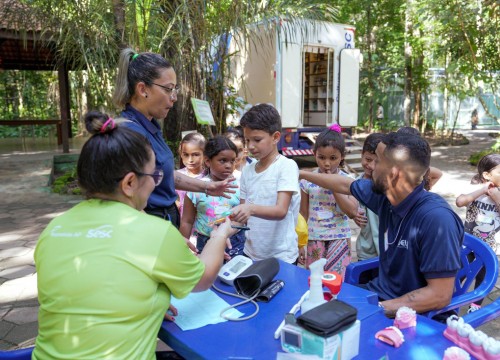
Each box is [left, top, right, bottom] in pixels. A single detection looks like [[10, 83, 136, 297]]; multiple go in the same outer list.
[[297, 300, 357, 337], [233, 257, 279, 298]]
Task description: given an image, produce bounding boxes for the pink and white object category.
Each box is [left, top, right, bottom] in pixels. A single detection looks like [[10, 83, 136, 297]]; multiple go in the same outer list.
[[443, 346, 470, 360], [394, 306, 417, 329], [469, 330, 488, 356], [375, 326, 405, 348], [483, 337, 500, 360], [443, 314, 500, 360], [457, 323, 474, 348], [444, 315, 463, 341]]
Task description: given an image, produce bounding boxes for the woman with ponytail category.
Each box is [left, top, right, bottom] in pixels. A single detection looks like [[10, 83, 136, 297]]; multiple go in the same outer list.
[[113, 49, 235, 228]]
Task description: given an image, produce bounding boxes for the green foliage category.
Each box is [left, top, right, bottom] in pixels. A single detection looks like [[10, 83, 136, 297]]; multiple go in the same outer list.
[[492, 139, 500, 152], [51, 168, 81, 195], [5, 0, 498, 140], [0, 71, 58, 117], [0, 70, 61, 138], [469, 150, 496, 166], [0, 125, 56, 138], [468, 138, 500, 165]]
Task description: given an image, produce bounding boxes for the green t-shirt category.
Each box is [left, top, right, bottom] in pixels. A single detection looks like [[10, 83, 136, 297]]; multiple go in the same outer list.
[[33, 199, 205, 360]]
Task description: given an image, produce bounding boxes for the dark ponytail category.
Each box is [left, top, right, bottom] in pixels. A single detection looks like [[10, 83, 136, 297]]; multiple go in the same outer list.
[[77, 111, 153, 197]]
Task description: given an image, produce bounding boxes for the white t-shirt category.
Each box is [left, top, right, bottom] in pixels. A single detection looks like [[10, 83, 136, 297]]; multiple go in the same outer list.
[[240, 155, 300, 263]]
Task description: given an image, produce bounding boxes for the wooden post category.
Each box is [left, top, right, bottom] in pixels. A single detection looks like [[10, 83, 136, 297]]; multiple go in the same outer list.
[[58, 63, 71, 153]]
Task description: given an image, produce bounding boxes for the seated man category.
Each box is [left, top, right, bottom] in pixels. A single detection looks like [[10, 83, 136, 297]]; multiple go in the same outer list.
[[300, 132, 463, 319]]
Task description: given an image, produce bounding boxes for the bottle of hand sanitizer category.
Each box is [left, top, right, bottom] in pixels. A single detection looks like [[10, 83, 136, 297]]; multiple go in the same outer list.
[[301, 258, 327, 314]]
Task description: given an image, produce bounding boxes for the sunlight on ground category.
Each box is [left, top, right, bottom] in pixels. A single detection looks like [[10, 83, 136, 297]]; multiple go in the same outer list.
[[0, 233, 23, 242], [0, 274, 37, 304], [40, 211, 67, 219]]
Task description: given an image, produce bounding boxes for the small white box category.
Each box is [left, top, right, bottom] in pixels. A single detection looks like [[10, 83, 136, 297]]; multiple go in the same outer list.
[[281, 320, 360, 360]]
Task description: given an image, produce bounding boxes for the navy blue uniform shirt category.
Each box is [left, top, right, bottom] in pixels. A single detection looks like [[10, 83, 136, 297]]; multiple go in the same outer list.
[[121, 104, 177, 209], [351, 179, 464, 300]]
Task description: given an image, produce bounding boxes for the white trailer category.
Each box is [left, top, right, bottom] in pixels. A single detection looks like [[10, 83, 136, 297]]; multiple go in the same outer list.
[[227, 19, 361, 156]]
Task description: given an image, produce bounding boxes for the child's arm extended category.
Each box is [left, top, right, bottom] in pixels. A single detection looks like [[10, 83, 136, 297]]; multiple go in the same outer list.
[[456, 182, 491, 207], [300, 189, 309, 220], [333, 193, 359, 219], [231, 191, 293, 224], [179, 197, 198, 253]]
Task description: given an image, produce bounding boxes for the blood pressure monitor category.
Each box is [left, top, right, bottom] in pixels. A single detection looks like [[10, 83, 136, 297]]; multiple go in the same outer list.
[[217, 255, 253, 285]]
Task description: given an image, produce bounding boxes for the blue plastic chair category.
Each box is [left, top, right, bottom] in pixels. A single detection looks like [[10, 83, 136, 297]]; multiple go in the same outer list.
[[345, 233, 499, 320], [462, 293, 500, 328], [0, 347, 33, 360]]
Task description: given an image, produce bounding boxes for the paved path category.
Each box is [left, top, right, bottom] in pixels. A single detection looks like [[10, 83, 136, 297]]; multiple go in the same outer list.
[[0, 131, 499, 350], [0, 139, 84, 349]]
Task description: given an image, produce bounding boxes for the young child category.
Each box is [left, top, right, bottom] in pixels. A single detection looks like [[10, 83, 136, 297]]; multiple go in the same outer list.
[[230, 104, 301, 264], [224, 127, 255, 177], [179, 136, 245, 259], [456, 153, 500, 312], [353, 133, 385, 263], [175, 132, 207, 216], [299, 124, 358, 275]]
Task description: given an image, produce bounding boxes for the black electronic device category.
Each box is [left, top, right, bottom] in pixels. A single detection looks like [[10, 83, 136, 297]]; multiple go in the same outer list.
[[256, 279, 284, 302]]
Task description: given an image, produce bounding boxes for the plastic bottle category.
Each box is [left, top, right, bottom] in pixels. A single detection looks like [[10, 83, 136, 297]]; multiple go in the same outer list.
[[301, 258, 327, 314]]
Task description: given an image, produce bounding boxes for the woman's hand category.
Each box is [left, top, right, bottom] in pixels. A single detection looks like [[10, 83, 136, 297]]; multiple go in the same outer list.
[[164, 304, 178, 322], [210, 217, 233, 250], [207, 177, 238, 199]]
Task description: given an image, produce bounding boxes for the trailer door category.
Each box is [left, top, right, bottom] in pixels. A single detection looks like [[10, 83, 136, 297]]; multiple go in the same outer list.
[[338, 49, 360, 127], [279, 42, 302, 128]]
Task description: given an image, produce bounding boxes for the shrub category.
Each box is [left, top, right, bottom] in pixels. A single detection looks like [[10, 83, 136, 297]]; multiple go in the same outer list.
[[52, 168, 81, 195]]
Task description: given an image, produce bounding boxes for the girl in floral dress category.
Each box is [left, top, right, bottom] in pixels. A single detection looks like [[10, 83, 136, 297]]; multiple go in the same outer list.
[[299, 125, 358, 275]]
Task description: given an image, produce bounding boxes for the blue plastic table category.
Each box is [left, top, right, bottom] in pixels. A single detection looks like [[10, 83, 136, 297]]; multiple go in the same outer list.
[[158, 261, 462, 359]]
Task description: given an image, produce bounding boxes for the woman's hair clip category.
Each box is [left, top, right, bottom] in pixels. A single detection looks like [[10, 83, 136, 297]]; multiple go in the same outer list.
[[329, 124, 342, 133], [100, 118, 116, 133], [131, 53, 140, 61]]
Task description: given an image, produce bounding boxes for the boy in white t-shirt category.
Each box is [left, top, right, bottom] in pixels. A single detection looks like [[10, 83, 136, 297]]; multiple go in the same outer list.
[[231, 104, 300, 264]]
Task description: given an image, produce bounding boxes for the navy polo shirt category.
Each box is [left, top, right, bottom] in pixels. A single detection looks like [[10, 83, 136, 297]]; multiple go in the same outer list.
[[351, 179, 464, 300], [121, 104, 177, 209]]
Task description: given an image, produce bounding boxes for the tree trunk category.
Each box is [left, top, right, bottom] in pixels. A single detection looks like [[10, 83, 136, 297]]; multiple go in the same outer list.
[[443, 53, 450, 136], [403, 0, 413, 127], [413, 88, 420, 129], [412, 42, 424, 130], [366, 3, 374, 132], [111, 0, 127, 48], [450, 99, 461, 145]]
